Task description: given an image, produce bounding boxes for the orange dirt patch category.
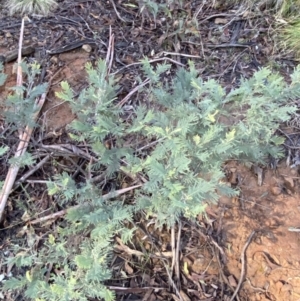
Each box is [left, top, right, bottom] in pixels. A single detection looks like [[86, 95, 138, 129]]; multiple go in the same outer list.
[[0, 50, 91, 130], [41, 50, 91, 130], [216, 161, 300, 301], [0, 62, 15, 101]]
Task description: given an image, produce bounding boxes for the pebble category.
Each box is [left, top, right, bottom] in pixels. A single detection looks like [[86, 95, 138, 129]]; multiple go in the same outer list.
[[270, 186, 281, 195]]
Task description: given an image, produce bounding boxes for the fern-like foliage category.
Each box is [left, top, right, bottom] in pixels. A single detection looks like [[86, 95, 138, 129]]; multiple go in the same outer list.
[[0, 62, 7, 86], [1, 59, 298, 300], [3, 181, 123, 301], [127, 60, 296, 226], [4, 62, 47, 131]]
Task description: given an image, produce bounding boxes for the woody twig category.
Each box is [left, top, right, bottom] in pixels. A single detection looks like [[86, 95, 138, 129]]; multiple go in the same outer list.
[[0, 17, 48, 222]]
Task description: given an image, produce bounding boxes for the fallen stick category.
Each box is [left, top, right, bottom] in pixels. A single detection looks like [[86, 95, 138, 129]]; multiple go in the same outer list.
[[30, 184, 142, 224], [0, 17, 47, 222], [230, 231, 256, 301], [0, 94, 47, 222], [15, 154, 51, 186]]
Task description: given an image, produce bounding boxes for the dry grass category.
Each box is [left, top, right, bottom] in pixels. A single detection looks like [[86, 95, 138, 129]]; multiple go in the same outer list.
[[230, 0, 300, 59], [275, 1, 300, 58], [278, 0, 300, 16], [279, 21, 300, 58], [227, 0, 285, 11]]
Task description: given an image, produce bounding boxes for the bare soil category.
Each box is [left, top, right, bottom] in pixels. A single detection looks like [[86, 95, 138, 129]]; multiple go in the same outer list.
[[217, 161, 300, 301]]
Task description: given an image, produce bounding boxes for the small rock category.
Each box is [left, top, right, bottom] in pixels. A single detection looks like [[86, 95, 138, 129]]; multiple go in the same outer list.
[[82, 44, 92, 53], [283, 176, 294, 189], [270, 186, 281, 195], [219, 195, 233, 205], [50, 56, 58, 64], [214, 18, 228, 24], [291, 169, 299, 176], [191, 257, 206, 274]]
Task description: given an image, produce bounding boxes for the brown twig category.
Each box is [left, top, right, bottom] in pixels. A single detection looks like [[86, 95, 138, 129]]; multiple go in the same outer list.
[[230, 231, 256, 301], [16, 17, 26, 139], [0, 16, 49, 222], [199, 13, 236, 23], [106, 286, 165, 292], [193, 1, 207, 20], [106, 26, 115, 75], [40, 144, 96, 161], [109, 34, 114, 75], [109, 0, 127, 23], [15, 154, 51, 185], [161, 51, 202, 58], [117, 78, 150, 107], [30, 184, 142, 224], [0, 93, 47, 221], [112, 57, 185, 75], [171, 225, 176, 277], [1, 45, 36, 64], [162, 259, 184, 301], [115, 236, 144, 256], [206, 43, 253, 49], [175, 220, 182, 285], [16, 17, 26, 90]]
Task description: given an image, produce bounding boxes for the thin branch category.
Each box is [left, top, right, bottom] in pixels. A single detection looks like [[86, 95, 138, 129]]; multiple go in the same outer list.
[[106, 285, 165, 292], [163, 260, 184, 301], [175, 220, 182, 285], [171, 225, 176, 277], [117, 78, 150, 107], [162, 51, 202, 58], [109, 0, 127, 23], [230, 231, 256, 301], [206, 43, 253, 49], [30, 184, 142, 224], [106, 26, 115, 75], [16, 17, 25, 90], [0, 93, 47, 221], [0, 16, 49, 221], [112, 57, 185, 75], [15, 154, 51, 185]]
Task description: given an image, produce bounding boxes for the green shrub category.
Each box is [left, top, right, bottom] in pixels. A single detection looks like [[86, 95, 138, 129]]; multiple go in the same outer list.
[[1, 59, 299, 300]]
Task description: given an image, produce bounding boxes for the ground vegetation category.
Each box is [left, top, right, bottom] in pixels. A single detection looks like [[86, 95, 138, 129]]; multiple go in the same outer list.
[[1, 1, 300, 301]]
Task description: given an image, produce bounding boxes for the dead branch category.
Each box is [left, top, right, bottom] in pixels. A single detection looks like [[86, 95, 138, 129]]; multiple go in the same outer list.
[[30, 184, 142, 224], [0, 94, 47, 222], [0, 17, 48, 222], [230, 231, 256, 301]]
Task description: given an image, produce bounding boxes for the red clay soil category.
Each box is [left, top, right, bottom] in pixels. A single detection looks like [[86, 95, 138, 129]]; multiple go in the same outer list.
[[215, 161, 300, 301]]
